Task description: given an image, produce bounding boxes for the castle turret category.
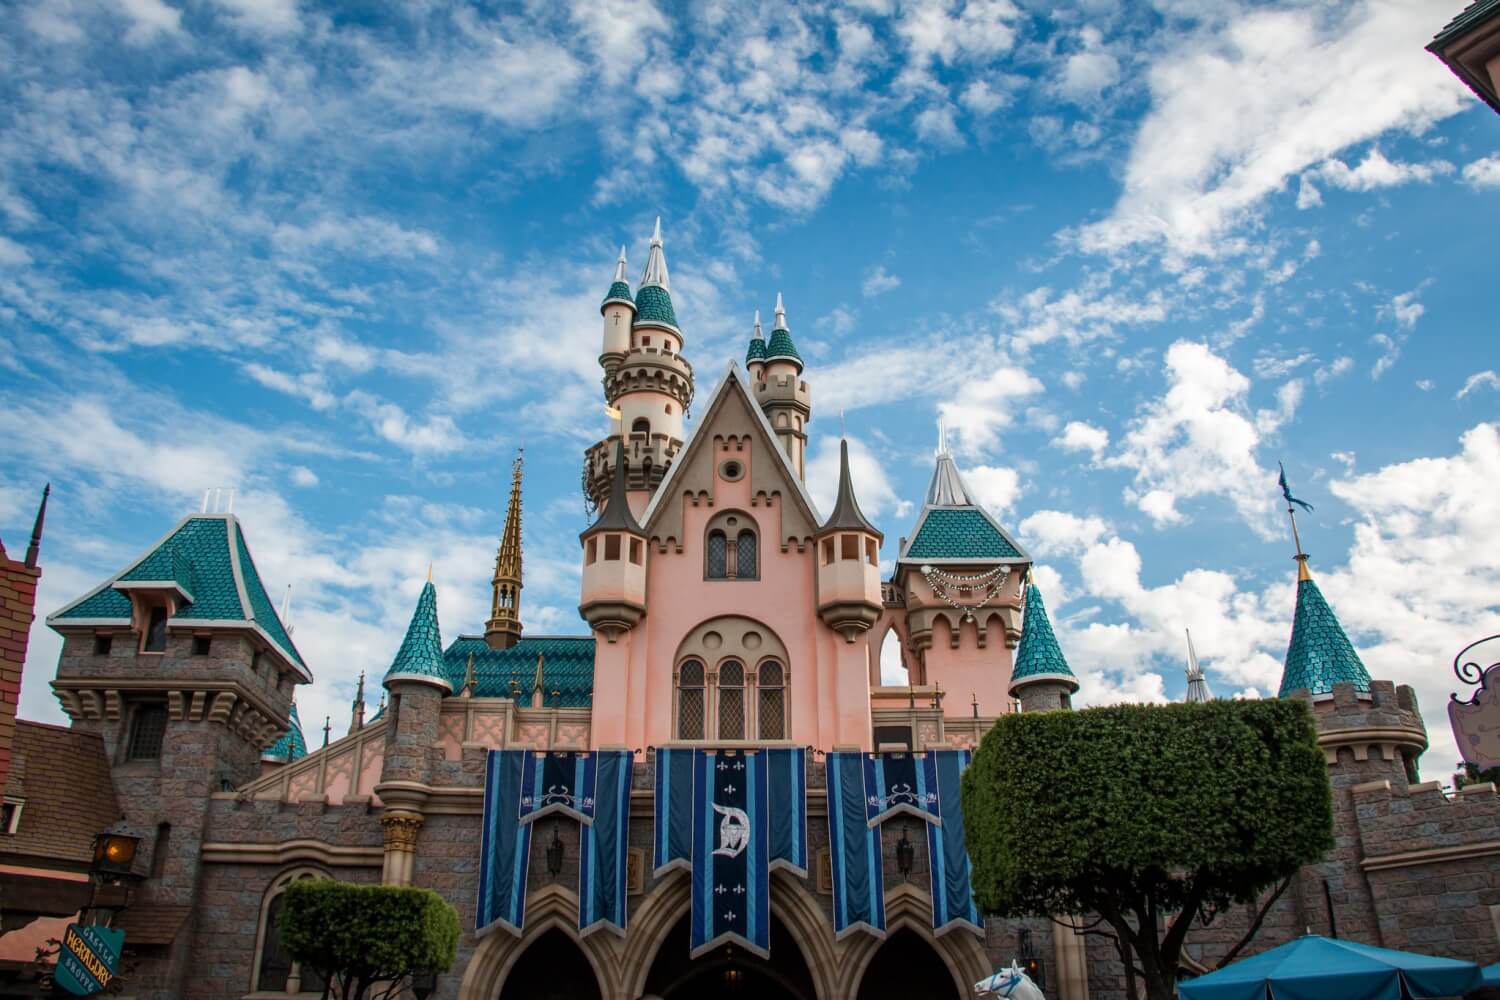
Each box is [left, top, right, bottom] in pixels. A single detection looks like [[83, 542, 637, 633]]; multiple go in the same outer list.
[[587, 218, 694, 507], [1184, 628, 1212, 703], [378, 577, 451, 885], [1008, 579, 1078, 712], [261, 700, 309, 773], [600, 245, 634, 371], [745, 309, 767, 381], [817, 440, 884, 641], [1279, 556, 1372, 698], [754, 293, 812, 479], [485, 453, 525, 651], [579, 441, 648, 643]]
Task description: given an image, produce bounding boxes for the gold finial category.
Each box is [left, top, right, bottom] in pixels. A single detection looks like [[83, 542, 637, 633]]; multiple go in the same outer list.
[[426, 561, 433, 583]]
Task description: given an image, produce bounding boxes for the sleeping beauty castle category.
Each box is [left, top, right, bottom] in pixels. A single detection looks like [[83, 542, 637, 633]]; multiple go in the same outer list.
[[3, 222, 1497, 999]]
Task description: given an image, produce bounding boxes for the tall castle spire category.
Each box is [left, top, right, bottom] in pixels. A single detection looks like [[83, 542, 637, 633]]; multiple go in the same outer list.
[[485, 451, 525, 651], [1184, 629, 1212, 703]]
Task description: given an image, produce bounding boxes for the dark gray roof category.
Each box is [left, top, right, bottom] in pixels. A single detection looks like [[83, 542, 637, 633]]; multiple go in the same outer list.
[[820, 439, 882, 539], [582, 440, 642, 537]]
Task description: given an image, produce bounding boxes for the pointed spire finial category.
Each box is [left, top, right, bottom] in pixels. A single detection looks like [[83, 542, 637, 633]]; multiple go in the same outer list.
[[462, 651, 477, 696], [639, 218, 670, 290], [937, 417, 948, 456], [323, 716, 331, 748], [24, 483, 49, 568], [614, 245, 628, 282], [820, 438, 882, 538], [773, 291, 787, 330], [752, 310, 763, 340], [652, 216, 662, 243], [486, 449, 526, 650], [426, 561, 433, 583]]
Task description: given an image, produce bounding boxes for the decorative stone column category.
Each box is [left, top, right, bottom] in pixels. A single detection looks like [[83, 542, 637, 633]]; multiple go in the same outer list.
[[380, 811, 424, 886]]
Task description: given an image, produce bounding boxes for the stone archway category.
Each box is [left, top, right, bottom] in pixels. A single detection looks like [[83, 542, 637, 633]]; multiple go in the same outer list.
[[458, 885, 622, 1000], [853, 926, 961, 1000], [498, 928, 604, 1000], [838, 890, 991, 1000]]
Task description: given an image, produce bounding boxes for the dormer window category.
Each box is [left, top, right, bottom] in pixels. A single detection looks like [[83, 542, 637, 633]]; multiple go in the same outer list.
[[143, 606, 168, 653]]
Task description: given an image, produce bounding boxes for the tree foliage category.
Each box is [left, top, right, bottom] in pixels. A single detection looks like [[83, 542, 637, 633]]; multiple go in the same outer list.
[[281, 881, 460, 1000], [963, 699, 1333, 1000]]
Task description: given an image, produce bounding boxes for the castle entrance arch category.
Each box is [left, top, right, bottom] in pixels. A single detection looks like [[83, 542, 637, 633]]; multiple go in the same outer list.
[[854, 927, 963, 1000], [495, 927, 603, 1000], [639, 913, 817, 1000]]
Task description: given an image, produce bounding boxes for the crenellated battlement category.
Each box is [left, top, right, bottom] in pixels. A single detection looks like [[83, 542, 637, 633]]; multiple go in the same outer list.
[[1287, 679, 1428, 765]]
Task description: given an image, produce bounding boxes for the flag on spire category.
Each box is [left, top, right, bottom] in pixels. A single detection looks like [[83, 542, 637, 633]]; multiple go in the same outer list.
[[1277, 462, 1314, 512]]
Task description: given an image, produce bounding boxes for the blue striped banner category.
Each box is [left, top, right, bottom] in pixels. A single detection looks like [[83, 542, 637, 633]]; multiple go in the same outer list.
[[476, 750, 533, 937], [690, 749, 770, 958], [653, 747, 695, 876], [827, 751, 885, 939], [925, 749, 981, 935], [579, 750, 632, 937], [519, 750, 598, 826], [766, 747, 808, 876]]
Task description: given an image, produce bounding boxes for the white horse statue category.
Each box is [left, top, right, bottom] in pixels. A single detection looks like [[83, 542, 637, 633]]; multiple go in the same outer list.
[[974, 960, 1046, 999]]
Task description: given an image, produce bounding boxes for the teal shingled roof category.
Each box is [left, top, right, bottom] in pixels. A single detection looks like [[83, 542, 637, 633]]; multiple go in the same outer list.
[[602, 280, 634, 311], [443, 635, 595, 707], [1279, 577, 1372, 698], [263, 702, 308, 762], [1010, 582, 1077, 691], [382, 580, 452, 691], [746, 336, 767, 363], [51, 515, 308, 677], [765, 328, 802, 366], [634, 285, 679, 331], [904, 508, 1024, 561]]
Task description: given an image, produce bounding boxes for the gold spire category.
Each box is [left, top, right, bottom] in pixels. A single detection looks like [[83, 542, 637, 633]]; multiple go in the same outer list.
[[485, 450, 525, 650]]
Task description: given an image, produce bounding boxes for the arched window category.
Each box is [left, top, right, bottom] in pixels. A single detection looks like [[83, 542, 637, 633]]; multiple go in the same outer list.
[[706, 531, 728, 579], [758, 660, 785, 740], [735, 531, 757, 579], [718, 660, 745, 740], [254, 869, 329, 995], [677, 660, 705, 740], [631, 418, 650, 436]]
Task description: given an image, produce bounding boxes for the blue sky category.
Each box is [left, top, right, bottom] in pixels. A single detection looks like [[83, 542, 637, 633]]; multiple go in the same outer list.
[[1, 0, 1496, 773]]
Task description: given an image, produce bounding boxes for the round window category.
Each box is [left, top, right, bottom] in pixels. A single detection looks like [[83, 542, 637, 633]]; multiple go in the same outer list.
[[719, 460, 744, 481]]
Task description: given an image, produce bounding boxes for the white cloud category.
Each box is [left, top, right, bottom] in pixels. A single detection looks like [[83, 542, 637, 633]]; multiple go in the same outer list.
[[915, 104, 964, 147], [1053, 420, 1109, 460], [1381, 288, 1425, 330], [209, 0, 299, 34], [997, 278, 1169, 352], [1054, 26, 1120, 103], [290, 466, 319, 487], [1018, 509, 1109, 557], [1315, 356, 1354, 386], [1296, 175, 1323, 209], [1108, 341, 1287, 534], [963, 465, 1021, 515], [936, 366, 1045, 458], [1461, 154, 1500, 189], [1457, 370, 1500, 399], [1074, 1, 1469, 256], [806, 435, 910, 523], [861, 265, 901, 297], [1312, 148, 1453, 191], [1370, 333, 1401, 380], [119, 0, 181, 42]]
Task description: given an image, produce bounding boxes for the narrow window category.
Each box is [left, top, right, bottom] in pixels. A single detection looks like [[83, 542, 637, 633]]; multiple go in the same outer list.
[[841, 534, 859, 561], [93, 634, 112, 656], [822, 538, 834, 565], [629, 539, 643, 565], [192, 635, 212, 656], [758, 661, 785, 740], [735, 531, 757, 579], [586, 538, 598, 564], [642, 336, 651, 346], [706, 531, 727, 579], [128, 703, 168, 760], [678, 660, 705, 740], [665, 404, 672, 414], [144, 606, 168, 652], [604, 534, 621, 560], [866, 538, 878, 565], [718, 661, 745, 740], [151, 822, 171, 878]]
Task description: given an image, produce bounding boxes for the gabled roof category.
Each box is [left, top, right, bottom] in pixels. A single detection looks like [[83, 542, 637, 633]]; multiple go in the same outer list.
[[898, 449, 1029, 566], [263, 701, 309, 763], [2, 721, 119, 866], [443, 635, 595, 707], [383, 580, 452, 692], [1009, 582, 1078, 695], [1280, 574, 1372, 698], [640, 361, 822, 531], [48, 514, 309, 680]]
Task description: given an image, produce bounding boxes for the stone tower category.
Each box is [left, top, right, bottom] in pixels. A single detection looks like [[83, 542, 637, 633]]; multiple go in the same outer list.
[[587, 218, 694, 508], [46, 512, 306, 997], [1008, 579, 1079, 712], [485, 453, 525, 651], [753, 293, 812, 480]]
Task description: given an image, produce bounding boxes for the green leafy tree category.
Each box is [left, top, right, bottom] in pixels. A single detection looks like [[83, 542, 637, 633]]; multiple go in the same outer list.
[[281, 881, 460, 1000], [963, 699, 1333, 1000]]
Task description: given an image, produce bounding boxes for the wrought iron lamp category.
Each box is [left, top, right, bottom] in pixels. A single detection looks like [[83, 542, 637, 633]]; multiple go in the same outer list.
[[546, 822, 565, 877], [895, 823, 915, 881], [91, 831, 140, 880], [1018, 927, 1045, 990]]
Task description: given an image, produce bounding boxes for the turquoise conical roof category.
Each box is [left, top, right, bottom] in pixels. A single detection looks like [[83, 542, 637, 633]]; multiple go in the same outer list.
[[383, 580, 453, 692], [746, 309, 767, 364], [633, 218, 680, 333], [601, 245, 634, 313], [1279, 574, 1371, 697], [764, 292, 802, 369], [1009, 582, 1078, 694], [263, 702, 308, 762]]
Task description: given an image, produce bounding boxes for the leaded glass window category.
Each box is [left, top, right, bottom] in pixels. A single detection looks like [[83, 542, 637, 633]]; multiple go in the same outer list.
[[736, 531, 757, 579], [127, 703, 167, 760], [718, 660, 745, 740], [758, 660, 785, 739], [678, 660, 705, 739], [706, 531, 728, 579]]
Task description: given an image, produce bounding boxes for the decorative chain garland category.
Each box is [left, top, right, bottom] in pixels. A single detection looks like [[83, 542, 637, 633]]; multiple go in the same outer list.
[[920, 563, 1013, 623]]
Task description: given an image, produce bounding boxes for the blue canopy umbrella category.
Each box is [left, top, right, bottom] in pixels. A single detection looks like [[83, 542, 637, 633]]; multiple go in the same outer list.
[[1177, 936, 1482, 1000]]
